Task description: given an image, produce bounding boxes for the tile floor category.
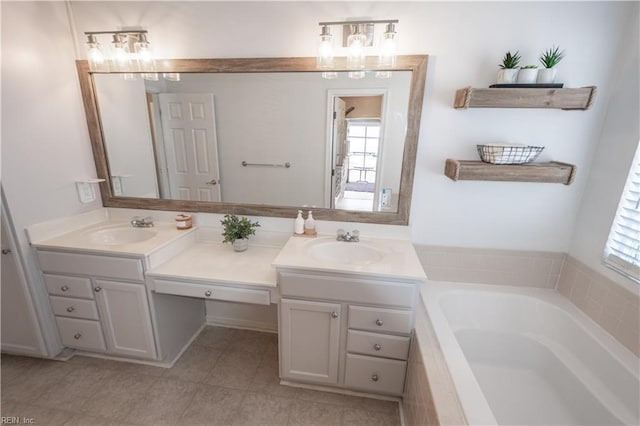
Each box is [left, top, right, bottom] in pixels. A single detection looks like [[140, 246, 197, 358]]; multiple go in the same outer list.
[[1, 326, 401, 425]]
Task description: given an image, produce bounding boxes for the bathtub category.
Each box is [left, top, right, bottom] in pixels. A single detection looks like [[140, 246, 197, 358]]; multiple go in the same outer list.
[[421, 281, 640, 426]]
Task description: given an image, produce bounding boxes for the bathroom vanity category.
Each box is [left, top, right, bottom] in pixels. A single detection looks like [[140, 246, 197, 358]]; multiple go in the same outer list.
[[27, 209, 426, 397]]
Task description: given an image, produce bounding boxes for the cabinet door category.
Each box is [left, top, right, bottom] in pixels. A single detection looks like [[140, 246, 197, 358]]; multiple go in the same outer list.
[[280, 299, 341, 385], [94, 280, 157, 359]]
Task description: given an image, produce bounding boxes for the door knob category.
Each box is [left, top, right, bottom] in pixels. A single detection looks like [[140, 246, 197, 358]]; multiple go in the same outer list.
[[94, 286, 102, 292], [205, 290, 212, 297], [375, 319, 384, 326], [74, 333, 82, 340], [206, 179, 218, 185], [67, 306, 75, 313], [1, 249, 11, 255], [371, 374, 379, 382], [373, 343, 382, 351], [61, 285, 69, 292], [331, 312, 339, 318]]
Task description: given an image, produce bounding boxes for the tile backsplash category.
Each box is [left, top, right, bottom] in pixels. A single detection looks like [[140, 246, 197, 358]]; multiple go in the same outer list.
[[557, 256, 640, 357], [414, 245, 565, 288]]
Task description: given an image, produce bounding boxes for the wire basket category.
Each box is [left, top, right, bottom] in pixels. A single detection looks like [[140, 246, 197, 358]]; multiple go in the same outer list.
[[477, 144, 544, 164]]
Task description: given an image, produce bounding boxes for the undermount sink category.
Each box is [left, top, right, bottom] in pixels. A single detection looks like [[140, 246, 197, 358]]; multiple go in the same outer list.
[[84, 226, 157, 245], [307, 240, 385, 265]]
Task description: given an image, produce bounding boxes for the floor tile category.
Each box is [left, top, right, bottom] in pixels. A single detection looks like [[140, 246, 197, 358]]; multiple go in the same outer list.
[[35, 365, 116, 412], [232, 391, 293, 426], [192, 326, 237, 350], [180, 384, 244, 425], [295, 388, 345, 406], [342, 407, 400, 426], [68, 355, 166, 377], [163, 343, 222, 383], [124, 377, 198, 425], [250, 357, 297, 398], [228, 330, 277, 354], [1, 359, 73, 403], [287, 399, 344, 426], [206, 350, 261, 390], [80, 372, 158, 420]]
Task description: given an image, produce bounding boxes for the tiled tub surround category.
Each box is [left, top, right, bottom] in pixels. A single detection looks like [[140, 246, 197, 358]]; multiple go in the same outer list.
[[421, 282, 639, 426], [415, 245, 565, 288], [557, 256, 640, 357]]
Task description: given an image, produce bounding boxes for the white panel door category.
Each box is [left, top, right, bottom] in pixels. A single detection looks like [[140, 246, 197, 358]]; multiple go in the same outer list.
[[280, 298, 341, 385], [159, 93, 221, 201], [331, 97, 347, 207], [93, 279, 157, 360]]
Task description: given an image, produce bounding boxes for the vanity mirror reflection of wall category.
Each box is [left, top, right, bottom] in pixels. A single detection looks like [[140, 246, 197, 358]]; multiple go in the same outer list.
[[93, 70, 411, 213]]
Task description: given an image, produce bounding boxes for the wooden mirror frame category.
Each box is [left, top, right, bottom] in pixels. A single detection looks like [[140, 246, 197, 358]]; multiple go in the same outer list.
[[76, 55, 427, 225]]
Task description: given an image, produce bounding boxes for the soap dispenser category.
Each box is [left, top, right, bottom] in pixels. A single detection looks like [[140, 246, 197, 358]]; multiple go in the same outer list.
[[304, 211, 317, 236], [294, 210, 305, 235]]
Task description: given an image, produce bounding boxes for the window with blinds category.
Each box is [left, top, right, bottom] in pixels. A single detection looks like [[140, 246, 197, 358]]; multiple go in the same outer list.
[[604, 141, 640, 283]]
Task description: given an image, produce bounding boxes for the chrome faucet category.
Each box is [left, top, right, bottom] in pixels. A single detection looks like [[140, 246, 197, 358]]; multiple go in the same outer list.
[[336, 229, 359, 242], [131, 216, 154, 228]]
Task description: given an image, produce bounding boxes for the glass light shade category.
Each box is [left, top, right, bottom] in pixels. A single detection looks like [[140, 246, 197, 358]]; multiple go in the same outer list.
[[142, 72, 159, 81], [378, 26, 397, 68], [347, 27, 367, 69], [111, 34, 131, 71], [376, 71, 392, 79], [321, 71, 338, 79], [86, 42, 105, 70], [135, 39, 157, 73], [348, 71, 365, 79], [317, 35, 334, 68]]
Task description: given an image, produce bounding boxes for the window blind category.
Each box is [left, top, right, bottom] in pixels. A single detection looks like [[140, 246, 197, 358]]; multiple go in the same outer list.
[[604, 141, 640, 282]]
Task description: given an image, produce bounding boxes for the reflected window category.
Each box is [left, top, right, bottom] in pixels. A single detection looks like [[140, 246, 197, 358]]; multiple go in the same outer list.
[[346, 120, 380, 188]]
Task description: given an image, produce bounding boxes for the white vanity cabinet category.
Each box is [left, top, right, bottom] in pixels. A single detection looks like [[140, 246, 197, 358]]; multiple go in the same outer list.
[[37, 250, 157, 360], [278, 269, 419, 396]]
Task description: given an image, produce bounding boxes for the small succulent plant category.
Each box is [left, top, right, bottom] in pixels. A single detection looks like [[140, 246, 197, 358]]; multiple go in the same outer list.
[[539, 46, 565, 68], [521, 64, 538, 69], [220, 214, 260, 243], [499, 51, 521, 69]]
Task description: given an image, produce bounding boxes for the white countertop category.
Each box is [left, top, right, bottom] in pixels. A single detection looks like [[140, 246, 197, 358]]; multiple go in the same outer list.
[[31, 221, 196, 257], [147, 242, 279, 288], [272, 235, 427, 281]]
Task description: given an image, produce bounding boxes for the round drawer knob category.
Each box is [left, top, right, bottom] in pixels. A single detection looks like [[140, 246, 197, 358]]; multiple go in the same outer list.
[[67, 306, 75, 313], [94, 286, 102, 292], [61, 285, 69, 292], [371, 374, 379, 382], [373, 343, 382, 351], [331, 312, 339, 318], [375, 319, 384, 326], [205, 290, 212, 297], [73, 333, 82, 340]]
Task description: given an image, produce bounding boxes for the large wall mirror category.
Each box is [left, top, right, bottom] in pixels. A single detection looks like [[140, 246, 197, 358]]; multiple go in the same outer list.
[[77, 56, 427, 224]]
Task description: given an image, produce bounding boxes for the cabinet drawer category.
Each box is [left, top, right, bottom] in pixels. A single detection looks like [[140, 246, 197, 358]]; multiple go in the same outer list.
[[44, 274, 93, 299], [152, 279, 270, 305], [37, 251, 144, 282], [349, 305, 413, 335], [347, 330, 410, 360], [344, 353, 407, 396], [279, 271, 417, 308], [56, 317, 106, 352], [50, 296, 99, 320]]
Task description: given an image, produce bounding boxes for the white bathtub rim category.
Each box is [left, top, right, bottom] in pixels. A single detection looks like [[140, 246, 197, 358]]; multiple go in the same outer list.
[[421, 283, 498, 426], [428, 280, 639, 376], [422, 280, 639, 426]]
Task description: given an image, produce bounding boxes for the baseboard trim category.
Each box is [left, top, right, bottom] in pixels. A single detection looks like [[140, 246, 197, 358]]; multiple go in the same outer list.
[[205, 315, 277, 333]]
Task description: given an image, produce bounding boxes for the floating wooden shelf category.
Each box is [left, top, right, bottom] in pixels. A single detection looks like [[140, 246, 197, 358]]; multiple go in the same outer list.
[[454, 86, 596, 110], [444, 159, 577, 185]]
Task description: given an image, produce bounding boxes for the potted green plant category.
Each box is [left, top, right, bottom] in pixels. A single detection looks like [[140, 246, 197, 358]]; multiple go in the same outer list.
[[497, 51, 521, 84], [220, 214, 260, 252], [517, 64, 539, 84], [538, 46, 565, 83]]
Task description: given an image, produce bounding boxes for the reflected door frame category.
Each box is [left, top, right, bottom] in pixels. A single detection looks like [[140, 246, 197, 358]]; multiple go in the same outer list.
[[325, 89, 388, 211]]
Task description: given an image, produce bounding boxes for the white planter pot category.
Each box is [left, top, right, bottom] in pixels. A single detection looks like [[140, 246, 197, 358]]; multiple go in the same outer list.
[[517, 69, 539, 84], [232, 238, 248, 252], [497, 69, 519, 84], [537, 68, 557, 84]]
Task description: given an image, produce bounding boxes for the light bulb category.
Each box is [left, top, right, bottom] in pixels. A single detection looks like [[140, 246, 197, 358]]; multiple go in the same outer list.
[[378, 23, 397, 68], [135, 33, 156, 73], [85, 35, 105, 71], [317, 26, 334, 69], [347, 25, 367, 69], [111, 34, 131, 72]]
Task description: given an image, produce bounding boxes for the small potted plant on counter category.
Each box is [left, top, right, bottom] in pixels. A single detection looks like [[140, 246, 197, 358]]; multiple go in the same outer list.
[[221, 214, 260, 252], [497, 50, 521, 84], [538, 46, 565, 83], [517, 65, 539, 84]]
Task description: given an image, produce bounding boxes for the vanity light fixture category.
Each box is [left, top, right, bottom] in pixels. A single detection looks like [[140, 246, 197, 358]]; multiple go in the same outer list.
[[317, 19, 399, 80], [84, 30, 168, 81]]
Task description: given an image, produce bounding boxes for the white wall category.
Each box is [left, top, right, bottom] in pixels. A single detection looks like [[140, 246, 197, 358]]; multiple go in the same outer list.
[[568, 5, 640, 293], [67, 1, 633, 252], [1, 1, 102, 355]]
